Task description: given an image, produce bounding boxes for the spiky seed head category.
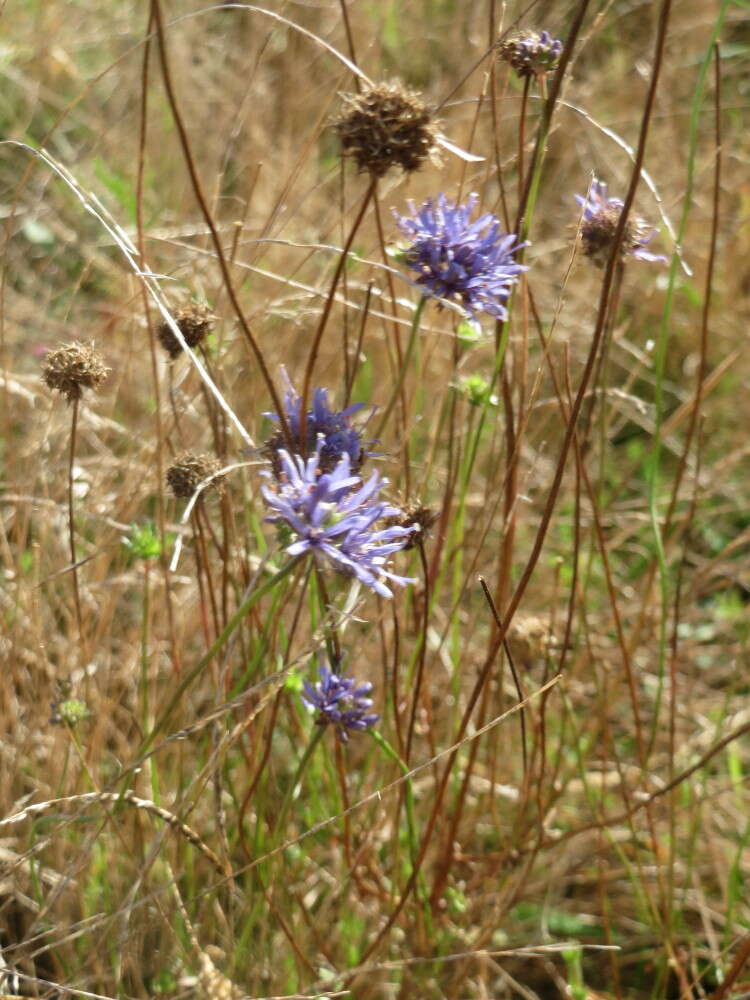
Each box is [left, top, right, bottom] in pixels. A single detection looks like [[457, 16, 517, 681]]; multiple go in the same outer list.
[[498, 30, 563, 80], [334, 81, 438, 177], [41, 342, 109, 403], [156, 304, 214, 360], [166, 453, 224, 499]]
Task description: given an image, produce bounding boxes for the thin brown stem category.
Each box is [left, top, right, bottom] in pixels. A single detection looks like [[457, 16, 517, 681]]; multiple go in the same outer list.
[[299, 177, 376, 452], [149, 0, 290, 444], [68, 396, 83, 647]]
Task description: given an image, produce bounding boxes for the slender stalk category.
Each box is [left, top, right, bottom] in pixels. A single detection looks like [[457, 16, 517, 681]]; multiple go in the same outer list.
[[67, 396, 83, 647], [374, 296, 426, 441], [299, 177, 376, 451], [139, 557, 300, 754], [149, 0, 291, 444], [274, 726, 326, 836]]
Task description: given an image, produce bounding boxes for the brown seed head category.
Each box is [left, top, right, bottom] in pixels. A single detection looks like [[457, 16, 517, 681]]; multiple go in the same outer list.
[[41, 341, 109, 404], [580, 207, 648, 268], [166, 453, 224, 499], [157, 304, 214, 360], [335, 82, 438, 178]]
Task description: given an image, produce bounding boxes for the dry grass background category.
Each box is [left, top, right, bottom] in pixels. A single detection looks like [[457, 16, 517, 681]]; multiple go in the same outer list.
[[1, 0, 750, 998]]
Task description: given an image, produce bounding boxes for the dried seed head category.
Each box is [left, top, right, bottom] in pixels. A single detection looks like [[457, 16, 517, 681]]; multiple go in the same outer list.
[[575, 180, 666, 267], [498, 30, 563, 80], [335, 81, 438, 177], [392, 504, 438, 551], [166, 453, 224, 499], [41, 342, 109, 404], [581, 207, 657, 267], [157, 304, 214, 360]]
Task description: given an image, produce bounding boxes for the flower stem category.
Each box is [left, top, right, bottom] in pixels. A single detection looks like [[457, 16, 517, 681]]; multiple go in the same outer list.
[[68, 396, 83, 648], [370, 730, 430, 911], [139, 557, 301, 754], [274, 725, 326, 836], [374, 295, 427, 440], [300, 176, 377, 452]]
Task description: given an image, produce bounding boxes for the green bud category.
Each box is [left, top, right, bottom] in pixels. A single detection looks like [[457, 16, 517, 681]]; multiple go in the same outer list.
[[123, 522, 162, 561]]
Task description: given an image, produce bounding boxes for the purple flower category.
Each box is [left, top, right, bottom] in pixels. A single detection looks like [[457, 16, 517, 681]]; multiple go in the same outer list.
[[499, 30, 563, 79], [301, 660, 379, 743], [575, 179, 667, 267], [264, 368, 369, 475], [395, 194, 527, 321], [261, 442, 415, 598]]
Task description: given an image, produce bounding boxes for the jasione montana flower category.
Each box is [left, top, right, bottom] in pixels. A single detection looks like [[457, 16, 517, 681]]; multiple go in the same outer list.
[[264, 368, 368, 475], [301, 659, 379, 743], [395, 194, 527, 321], [261, 443, 415, 598]]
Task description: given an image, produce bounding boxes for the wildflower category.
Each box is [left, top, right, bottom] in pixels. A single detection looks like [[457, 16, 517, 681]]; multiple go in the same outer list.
[[575, 179, 667, 267], [395, 194, 527, 321], [264, 368, 368, 476], [335, 81, 438, 177], [498, 30, 563, 80], [261, 443, 415, 598], [156, 303, 214, 360], [166, 453, 224, 499], [41, 342, 109, 403], [301, 659, 379, 743]]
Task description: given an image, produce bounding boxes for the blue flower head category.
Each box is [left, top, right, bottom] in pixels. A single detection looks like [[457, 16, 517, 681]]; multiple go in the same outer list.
[[395, 194, 527, 321], [499, 30, 563, 79], [301, 659, 379, 743], [261, 441, 415, 598], [575, 179, 667, 267], [264, 368, 369, 475]]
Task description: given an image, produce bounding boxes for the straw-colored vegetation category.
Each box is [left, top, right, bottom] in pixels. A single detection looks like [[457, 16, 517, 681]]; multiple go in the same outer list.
[[1, 1, 749, 997]]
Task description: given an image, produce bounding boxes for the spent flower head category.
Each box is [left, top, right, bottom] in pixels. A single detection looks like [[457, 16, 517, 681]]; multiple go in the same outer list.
[[575, 179, 667, 267], [41, 342, 109, 404], [264, 368, 369, 476], [498, 30, 563, 79], [301, 659, 379, 743], [395, 194, 527, 321], [335, 81, 438, 177], [166, 453, 224, 500], [261, 442, 415, 598], [157, 303, 213, 360]]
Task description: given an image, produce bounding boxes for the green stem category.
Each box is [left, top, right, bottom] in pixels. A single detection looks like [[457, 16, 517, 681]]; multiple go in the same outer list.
[[274, 725, 326, 837], [370, 730, 430, 916], [139, 557, 300, 755], [374, 296, 426, 440]]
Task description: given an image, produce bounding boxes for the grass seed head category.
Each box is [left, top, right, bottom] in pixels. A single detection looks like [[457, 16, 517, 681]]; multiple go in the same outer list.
[[335, 81, 438, 177], [166, 453, 224, 499], [157, 303, 214, 359], [41, 341, 109, 403]]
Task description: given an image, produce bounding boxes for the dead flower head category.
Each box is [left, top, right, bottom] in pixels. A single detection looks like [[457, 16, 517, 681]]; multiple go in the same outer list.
[[157, 303, 214, 360], [41, 341, 109, 404], [166, 453, 224, 500], [334, 81, 438, 178]]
